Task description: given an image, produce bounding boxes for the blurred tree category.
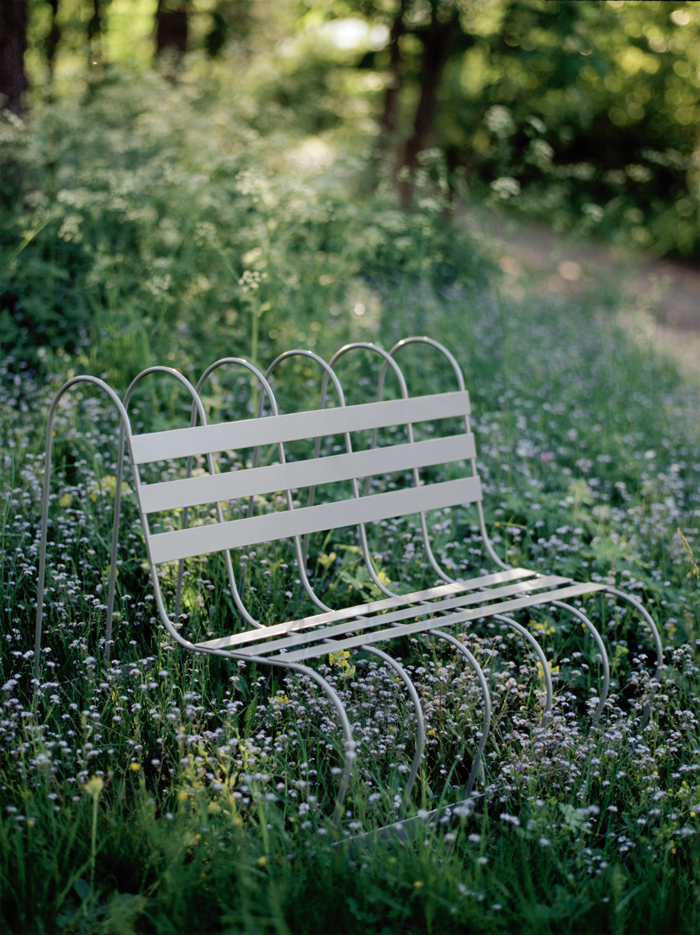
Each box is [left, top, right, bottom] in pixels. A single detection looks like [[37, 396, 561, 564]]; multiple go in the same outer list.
[[398, 1, 463, 204], [156, 0, 189, 56], [0, 0, 29, 113], [298, 0, 698, 254], [204, 0, 254, 56], [86, 0, 107, 67], [44, 0, 61, 83]]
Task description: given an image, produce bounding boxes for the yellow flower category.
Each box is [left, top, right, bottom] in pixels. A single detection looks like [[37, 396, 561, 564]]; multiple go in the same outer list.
[[129, 762, 141, 772], [532, 619, 556, 636], [258, 856, 267, 867], [414, 881, 423, 889], [84, 775, 104, 800], [177, 790, 189, 802], [318, 551, 337, 567]]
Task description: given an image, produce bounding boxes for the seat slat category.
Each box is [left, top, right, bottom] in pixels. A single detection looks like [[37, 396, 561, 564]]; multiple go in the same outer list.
[[130, 391, 471, 464], [138, 433, 476, 514], [272, 582, 608, 663], [229, 574, 572, 657], [147, 475, 482, 563], [197, 566, 541, 650]]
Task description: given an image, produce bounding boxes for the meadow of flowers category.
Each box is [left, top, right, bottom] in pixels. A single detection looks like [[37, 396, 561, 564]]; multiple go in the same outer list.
[[1, 69, 700, 934]]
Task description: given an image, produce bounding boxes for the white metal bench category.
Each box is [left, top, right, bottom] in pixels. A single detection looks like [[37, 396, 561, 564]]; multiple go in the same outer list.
[[34, 337, 663, 830]]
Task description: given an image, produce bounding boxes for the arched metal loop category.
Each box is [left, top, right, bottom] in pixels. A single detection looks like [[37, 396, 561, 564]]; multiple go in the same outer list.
[[260, 349, 428, 810], [389, 336, 506, 571], [190, 358, 284, 630], [118, 368, 214, 633], [34, 376, 134, 679], [428, 629, 492, 797], [329, 341, 449, 588]]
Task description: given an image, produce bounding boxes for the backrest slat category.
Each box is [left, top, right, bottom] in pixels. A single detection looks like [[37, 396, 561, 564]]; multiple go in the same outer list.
[[138, 433, 476, 514], [130, 391, 471, 464], [147, 475, 482, 564]]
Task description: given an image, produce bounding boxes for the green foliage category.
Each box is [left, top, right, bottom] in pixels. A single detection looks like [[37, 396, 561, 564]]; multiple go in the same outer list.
[[0, 68, 489, 373], [442, 0, 700, 258], [2, 233, 700, 930], [290, 0, 699, 258]]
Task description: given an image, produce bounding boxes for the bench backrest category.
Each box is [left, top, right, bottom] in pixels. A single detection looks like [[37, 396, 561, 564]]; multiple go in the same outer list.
[[128, 390, 481, 568]]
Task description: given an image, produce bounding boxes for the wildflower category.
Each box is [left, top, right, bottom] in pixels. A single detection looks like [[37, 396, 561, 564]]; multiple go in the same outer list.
[[258, 856, 267, 867], [414, 881, 423, 889], [84, 776, 104, 801], [129, 762, 141, 772]]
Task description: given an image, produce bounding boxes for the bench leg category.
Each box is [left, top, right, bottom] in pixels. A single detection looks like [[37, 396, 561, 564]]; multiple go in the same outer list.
[[603, 588, 663, 729], [361, 646, 426, 817], [428, 629, 491, 798], [550, 601, 610, 723], [491, 613, 554, 727]]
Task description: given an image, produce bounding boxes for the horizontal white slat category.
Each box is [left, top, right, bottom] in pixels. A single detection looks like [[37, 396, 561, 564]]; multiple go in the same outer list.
[[272, 582, 608, 662], [197, 567, 541, 650], [138, 433, 475, 514], [231, 575, 572, 656], [130, 391, 471, 464], [147, 475, 482, 563]]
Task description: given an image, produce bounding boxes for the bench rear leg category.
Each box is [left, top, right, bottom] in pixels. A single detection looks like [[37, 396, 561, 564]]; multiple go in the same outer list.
[[550, 601, 610, 723], [427, 629, 491, 798], [361, 646, 426, 817], [603, 588, 663, 729], [491, 613, 554, 727]]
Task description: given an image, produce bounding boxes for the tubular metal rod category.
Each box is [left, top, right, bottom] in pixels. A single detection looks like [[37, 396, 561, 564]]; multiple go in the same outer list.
[[428, 629, 492, 796], [35, 376, 133, 680], [551, 600, 610, 723]]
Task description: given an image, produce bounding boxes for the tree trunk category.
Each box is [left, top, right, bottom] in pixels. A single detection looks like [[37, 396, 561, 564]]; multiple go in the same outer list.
[[0, 0, 29, 114], [46, 0, 61, 83], [156, 1, 188, 56], [379, 0, 408, 136], [87, 0, 103, 67], [398, 9, 459, 206]]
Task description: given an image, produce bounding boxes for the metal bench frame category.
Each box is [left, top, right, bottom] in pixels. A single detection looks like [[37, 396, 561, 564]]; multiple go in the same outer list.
[[34, 337, 663, 830]]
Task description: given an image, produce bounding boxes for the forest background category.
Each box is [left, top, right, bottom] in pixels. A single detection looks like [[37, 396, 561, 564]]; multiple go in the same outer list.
[[1, 0, 699, 370]]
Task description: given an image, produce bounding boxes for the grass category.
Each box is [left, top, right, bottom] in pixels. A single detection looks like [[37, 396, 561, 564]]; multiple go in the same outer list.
[[1, 70, 700, 934]]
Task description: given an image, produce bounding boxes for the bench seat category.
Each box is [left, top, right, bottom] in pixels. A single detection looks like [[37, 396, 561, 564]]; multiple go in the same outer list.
[[196, 567, 605, 663]]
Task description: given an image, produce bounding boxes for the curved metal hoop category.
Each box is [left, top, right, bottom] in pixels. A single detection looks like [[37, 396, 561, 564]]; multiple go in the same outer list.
[[329, 341, 451, 589], [34, 376, 134, 679], [153, 574, 357, 822], [428, 628, 492, 796], [262, 348, 427, 811], [116, 367, 209, 641], [388, 336, 506, 570], [191, 358, 284, 630], [604, 587, 663, 728]]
